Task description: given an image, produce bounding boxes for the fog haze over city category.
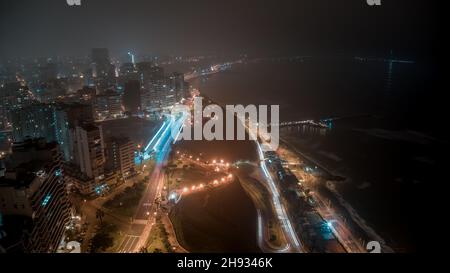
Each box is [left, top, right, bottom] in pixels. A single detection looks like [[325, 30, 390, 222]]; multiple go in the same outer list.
[[0, 0, 444, 261], [0, 0, 439, 58]]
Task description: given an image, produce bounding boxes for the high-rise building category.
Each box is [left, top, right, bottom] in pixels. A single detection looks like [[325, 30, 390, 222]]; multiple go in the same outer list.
[[0, 82, 35, 129], [105, 137, 135, 179], [117, 63, 139, 92], [147, 77, 176, 110], [138, 64, 166, 111], [0, 138, 71, 253], [10, 101, 96, 163], [94, 90, 123, 120], [91, 48, 116, 91], [73, 123, 105, 180], [54, 107, 72, 162], [137, 65, 183, 111], [59, 102, 94, 127], [122, 80, 141, 114], [137, 62, 164, 86], [168, 72, 189, 102], [10, 104, 57, 143], [54, 102, 93, 162]]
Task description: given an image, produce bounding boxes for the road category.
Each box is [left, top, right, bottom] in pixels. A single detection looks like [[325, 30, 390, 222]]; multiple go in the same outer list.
[[118, 235, 140, 253], [184, 61, 238, 80], [245, 124, 304, 253], [313, 192, 366, 253], [278, 141, 368, 253], [256, 209, 290, 253], [118, 113, 186, 253]]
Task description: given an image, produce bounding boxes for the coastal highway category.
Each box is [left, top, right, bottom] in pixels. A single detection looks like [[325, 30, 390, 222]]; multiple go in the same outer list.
[[246, 124, 304, 253]]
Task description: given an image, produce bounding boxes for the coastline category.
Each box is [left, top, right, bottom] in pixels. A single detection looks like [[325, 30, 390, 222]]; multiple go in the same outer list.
[[187, 59, 427, 251], [194, 89, 393, 252], [279, 138, 394, 253]]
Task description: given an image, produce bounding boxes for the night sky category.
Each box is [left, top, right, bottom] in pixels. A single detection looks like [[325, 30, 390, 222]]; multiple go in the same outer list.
[[0, 0, 440, 59]]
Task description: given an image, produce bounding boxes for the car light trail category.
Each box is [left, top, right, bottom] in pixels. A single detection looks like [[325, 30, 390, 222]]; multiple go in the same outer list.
[[252, 127, 303, 252], [145, 121, 167, 151], [172, 112, 187, 144], [153, 118, 173, 151]]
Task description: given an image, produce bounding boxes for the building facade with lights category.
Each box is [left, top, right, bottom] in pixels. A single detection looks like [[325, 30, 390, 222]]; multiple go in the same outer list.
[[0, 138, 71, 252], [105, 137, 135, 179]]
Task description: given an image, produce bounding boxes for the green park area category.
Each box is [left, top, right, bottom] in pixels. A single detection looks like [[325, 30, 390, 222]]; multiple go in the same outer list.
[[103, 181, 146, 218], [89, 222, 124, 253], [144, 216, 172, 253]]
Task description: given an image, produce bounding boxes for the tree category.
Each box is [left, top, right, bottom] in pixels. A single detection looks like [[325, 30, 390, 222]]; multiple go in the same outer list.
[[89, 223, 117, 253], [96, 209, 105, 224], [153, 248, 162, 253], [139, 247, 148, 253], [90, 232, 113, 252]]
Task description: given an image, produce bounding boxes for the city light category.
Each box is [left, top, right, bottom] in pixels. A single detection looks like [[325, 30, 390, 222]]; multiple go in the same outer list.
[[41, 194, 52, 207], [0, 1, 430, 255]]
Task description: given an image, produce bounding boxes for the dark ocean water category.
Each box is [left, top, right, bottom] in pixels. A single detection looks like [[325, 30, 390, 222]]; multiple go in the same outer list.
[[190, 58, 444, 251]]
